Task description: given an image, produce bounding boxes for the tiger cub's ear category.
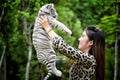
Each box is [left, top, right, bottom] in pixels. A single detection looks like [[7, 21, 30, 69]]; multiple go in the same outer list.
[[50, 3, 54, 7], [46, 3, 54, 9]]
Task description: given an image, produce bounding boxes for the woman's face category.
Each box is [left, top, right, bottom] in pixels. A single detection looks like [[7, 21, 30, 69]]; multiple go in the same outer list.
[[78, 31, 93, 52]]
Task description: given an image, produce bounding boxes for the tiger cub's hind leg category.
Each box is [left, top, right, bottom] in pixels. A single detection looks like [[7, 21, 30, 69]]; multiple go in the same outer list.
[[44, 61, 62, 80], [51, 63, 62, 77], [47, 50, 62, 77], [37, 50, 62, 80]]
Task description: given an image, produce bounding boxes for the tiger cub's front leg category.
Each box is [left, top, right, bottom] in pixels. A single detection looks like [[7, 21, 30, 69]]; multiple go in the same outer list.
[[48, 16, 72, 35]]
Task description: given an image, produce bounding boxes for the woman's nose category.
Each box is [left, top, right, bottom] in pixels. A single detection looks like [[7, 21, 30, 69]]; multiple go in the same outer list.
[[78, 38, 81, 43]]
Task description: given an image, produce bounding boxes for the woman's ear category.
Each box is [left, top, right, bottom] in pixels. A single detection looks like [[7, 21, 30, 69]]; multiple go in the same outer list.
[[89, 40, 93, 46]]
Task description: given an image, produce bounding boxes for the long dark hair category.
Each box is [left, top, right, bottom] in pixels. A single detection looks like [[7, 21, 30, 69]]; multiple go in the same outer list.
[[85, 25, 105, 80]]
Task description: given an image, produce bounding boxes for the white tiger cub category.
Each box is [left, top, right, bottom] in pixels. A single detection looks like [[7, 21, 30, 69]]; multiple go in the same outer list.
[[32, 3, 72, 80]]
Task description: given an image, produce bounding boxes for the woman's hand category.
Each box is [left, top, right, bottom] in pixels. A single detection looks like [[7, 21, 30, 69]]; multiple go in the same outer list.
[[39, 15, 58, 39], [39, 15, 51, 33]]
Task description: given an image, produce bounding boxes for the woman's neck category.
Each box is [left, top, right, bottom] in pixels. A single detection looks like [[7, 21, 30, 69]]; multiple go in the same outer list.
[[82, 48, 91, 54]]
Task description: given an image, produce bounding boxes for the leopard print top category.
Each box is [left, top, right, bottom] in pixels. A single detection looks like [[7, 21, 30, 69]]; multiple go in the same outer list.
[[53, 36, 96, 80]]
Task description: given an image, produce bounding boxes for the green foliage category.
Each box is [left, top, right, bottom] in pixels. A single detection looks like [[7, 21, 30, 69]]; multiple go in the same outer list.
[[99, 15, 117, 45], [105, 47, 115, 80], [55, 5, 82, 47], [98, 2, 120, 80]]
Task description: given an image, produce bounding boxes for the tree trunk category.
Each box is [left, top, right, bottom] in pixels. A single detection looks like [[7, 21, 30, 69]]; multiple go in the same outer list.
[[0, 45, 6, 68], [23, 17, 33, 80], [4, 54, 6, 80], [114, 34, 118, 80], [0, 45, 6, 80], [114, 2, 120, 80], [25, 45, 32, 80]]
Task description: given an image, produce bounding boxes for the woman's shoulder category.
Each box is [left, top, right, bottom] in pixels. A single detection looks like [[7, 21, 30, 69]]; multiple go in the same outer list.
[[76, 51, 96, 65]]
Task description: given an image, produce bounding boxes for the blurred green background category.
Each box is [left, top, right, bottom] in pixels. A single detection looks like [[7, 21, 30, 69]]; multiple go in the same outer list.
[[0, 0, 120, 80]]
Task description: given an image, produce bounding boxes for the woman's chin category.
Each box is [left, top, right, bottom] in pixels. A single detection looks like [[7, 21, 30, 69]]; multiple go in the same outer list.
[[78, 46, 82, 50]]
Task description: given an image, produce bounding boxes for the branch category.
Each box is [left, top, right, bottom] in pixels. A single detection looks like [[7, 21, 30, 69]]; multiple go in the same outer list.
[[23, 17, 29, 45], [28, 22, 33, 31], [0, 45, 6, 68], [23, 17, 33, 45], [0, 8, 4, 22]]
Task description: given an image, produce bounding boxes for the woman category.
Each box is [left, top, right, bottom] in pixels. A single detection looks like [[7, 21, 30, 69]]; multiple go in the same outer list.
[[39, 15, 105, 80]]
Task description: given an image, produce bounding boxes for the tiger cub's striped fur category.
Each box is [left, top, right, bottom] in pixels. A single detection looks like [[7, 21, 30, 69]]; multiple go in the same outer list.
[[32, 3, 72, 80]]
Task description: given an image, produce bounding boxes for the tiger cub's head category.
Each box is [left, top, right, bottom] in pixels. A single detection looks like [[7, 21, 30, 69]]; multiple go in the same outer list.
[[38, 3, 58, 19]]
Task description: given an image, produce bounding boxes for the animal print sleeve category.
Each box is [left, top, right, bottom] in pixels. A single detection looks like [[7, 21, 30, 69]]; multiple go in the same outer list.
[[53, 36, 96, 62]]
